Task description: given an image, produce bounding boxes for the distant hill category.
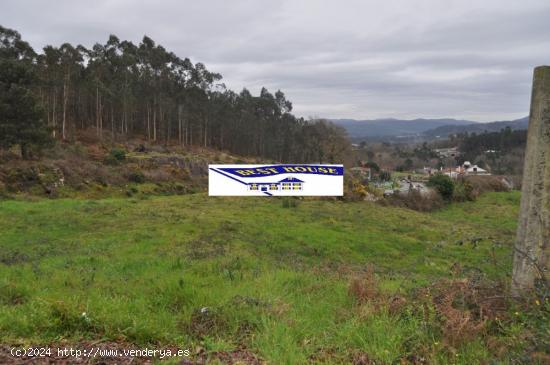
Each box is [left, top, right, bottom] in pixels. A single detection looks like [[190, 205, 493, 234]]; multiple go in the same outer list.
[[332, 117, 529, 141], [332, 118, 477, 139], [422, 117, 529, 137]]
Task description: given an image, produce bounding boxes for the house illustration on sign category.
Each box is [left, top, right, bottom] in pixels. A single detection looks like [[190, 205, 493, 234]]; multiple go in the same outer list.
[[247, 177, 304, 192]]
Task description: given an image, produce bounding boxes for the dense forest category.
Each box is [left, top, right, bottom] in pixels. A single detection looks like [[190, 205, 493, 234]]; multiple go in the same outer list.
[[0, 25, 350, 162], [455, 127, 526, 160], [454, 127, 527, 174]]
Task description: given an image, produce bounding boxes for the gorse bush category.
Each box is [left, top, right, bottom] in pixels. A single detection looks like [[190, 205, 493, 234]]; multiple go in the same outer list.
[[453, 179, 477, 202], [427, 173, 454, 200], [104, 148, 126, 165], [109, 148, 126, 161], [344, 176, 372, 201]]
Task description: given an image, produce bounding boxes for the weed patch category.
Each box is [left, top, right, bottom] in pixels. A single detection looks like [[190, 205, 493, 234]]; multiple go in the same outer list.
[[0, 283, 29, 305]]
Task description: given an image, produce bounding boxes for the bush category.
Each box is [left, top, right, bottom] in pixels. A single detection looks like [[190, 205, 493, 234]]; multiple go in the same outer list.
[[465, 175, 510, 194], [381, 190, 445, 212], [344, 176, 369, 201], [427, 173, 454, 200], [453, 179, 477, 202], [104, 148, 126, 165], [127, 171, 145, 183], [352, 183, 368, 200], [3, 167, 41, 191]]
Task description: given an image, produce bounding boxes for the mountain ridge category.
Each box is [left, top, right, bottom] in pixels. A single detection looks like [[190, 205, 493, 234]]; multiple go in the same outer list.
[[331, 116, 528, 141], [422, 117, 528, 137]]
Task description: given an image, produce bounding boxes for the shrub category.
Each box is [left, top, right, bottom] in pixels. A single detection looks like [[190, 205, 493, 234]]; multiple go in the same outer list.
[[4, 167, 41, 191], [127, 171, 145, 183], [75, 143, 89, 158], [453, 179, 477, 202], [465, 175, 510, 194], [344, 176, 370, 201], [381, 190, 445, 212], [111, 148, 126, 161], [104, 148, 126, 165], [427, 173, 454, 200], [352, 183, 368, 199]]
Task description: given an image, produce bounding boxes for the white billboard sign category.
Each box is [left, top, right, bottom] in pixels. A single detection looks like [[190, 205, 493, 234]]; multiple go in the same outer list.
[[209, 164, 344, 196]]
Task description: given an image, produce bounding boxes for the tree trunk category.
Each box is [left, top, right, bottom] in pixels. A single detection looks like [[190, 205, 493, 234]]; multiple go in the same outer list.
[[96, 86, 99, 136], [185, 115, 189, 146], [204, 113, 208, 147], [111, 104, 115, 140], [146, 103, 151, 141], [178, 104, 183, 146], [511, 65, 550, 295], [153, 107, 157, 142], [46, 90, 51, 130], [121, 101, 125, 136], [62, 73, 69, 140], [167, 113, 171, 145], [99, 95, 103, 140], [52, 87, 57, 138]]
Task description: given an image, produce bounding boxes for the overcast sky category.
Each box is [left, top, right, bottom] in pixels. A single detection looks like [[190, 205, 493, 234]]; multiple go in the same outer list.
[[2, 0, 549, 121]]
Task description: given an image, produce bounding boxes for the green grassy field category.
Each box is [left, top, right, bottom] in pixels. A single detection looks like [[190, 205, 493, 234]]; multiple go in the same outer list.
[[0, 192, 546, 364]]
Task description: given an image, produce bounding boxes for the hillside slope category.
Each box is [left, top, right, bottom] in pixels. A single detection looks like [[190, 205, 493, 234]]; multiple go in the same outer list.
[[0, 192, 541, 364], [0, 141, 262, 199]]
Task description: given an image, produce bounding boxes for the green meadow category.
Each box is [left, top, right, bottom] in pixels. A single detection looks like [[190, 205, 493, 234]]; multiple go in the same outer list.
[[0, 192, 546, 364]]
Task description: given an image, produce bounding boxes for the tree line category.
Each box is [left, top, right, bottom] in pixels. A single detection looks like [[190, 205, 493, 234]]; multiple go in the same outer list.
[[0, 25, 350, 162], [456, 127, 527, 162]]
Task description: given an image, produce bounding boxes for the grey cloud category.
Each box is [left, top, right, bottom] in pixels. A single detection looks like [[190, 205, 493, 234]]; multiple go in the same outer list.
[[1, 0, 549, 121]]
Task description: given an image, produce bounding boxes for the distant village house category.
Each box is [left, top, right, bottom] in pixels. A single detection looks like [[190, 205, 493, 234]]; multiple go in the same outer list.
[[444, 161, 490, 178]]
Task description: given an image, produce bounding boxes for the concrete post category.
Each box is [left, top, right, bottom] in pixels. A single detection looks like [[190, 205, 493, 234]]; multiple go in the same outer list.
[[511, 66, 550, 295]]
